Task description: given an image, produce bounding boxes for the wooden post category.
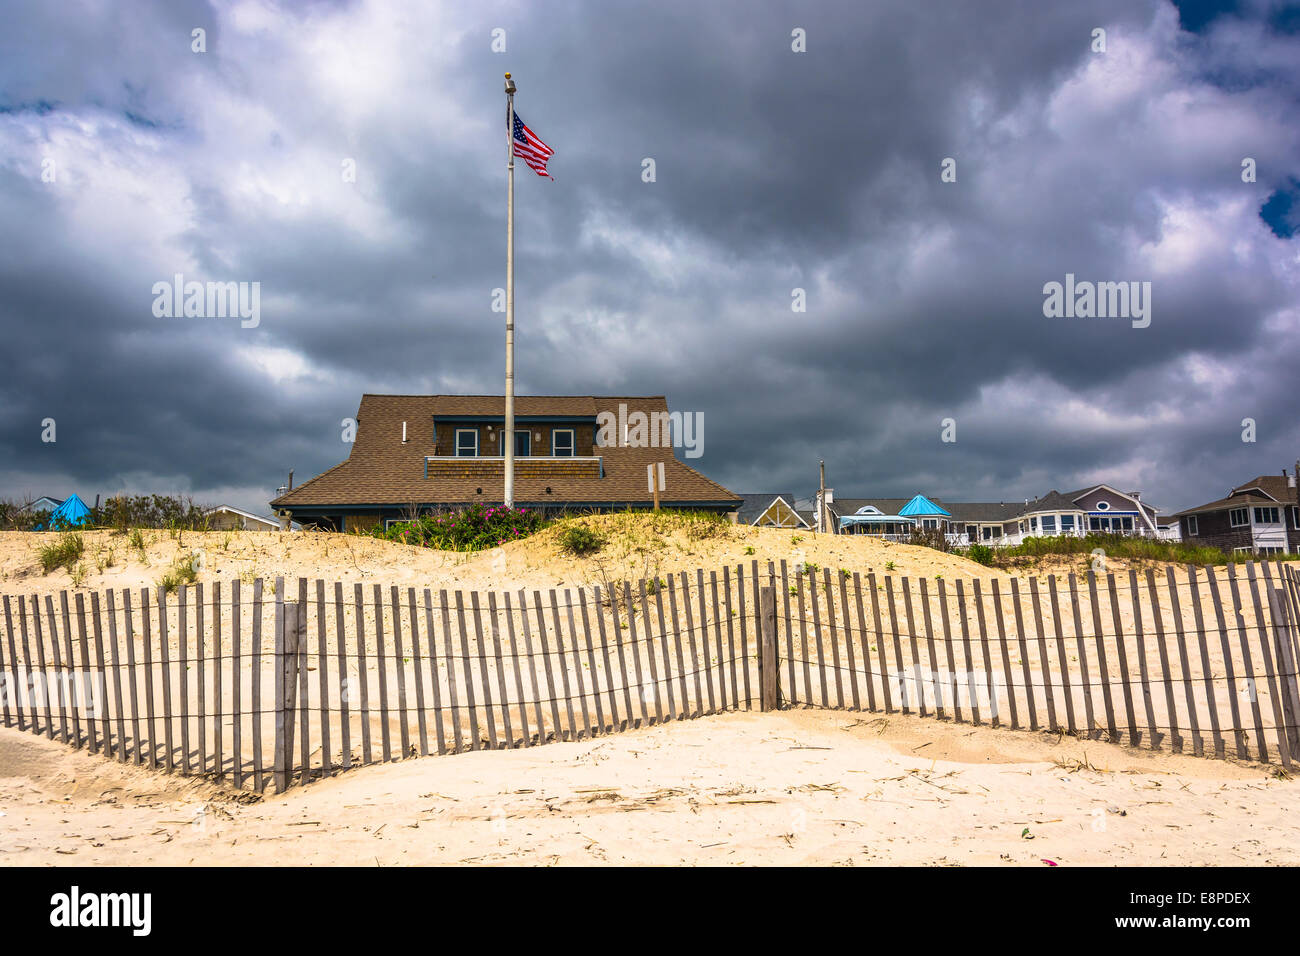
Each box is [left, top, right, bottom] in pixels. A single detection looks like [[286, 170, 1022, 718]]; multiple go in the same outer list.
[[274, 598, 303, 793], [759, 586, 778, 711]]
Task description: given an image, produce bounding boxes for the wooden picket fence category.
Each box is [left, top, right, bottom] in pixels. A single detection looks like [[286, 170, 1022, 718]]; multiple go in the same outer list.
[[1, 560, 1298, 792]]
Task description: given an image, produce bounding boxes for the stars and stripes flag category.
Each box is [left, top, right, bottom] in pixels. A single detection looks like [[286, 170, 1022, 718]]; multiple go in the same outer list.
[[510, 110, 554, 178]]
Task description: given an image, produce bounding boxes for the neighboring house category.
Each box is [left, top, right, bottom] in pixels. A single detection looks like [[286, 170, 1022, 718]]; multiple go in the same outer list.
[[205, 505, 286, 532], [827, 485, 1164, 545], [736, 493, 810, 529], [1172, 471, 1300, 555], [271, 394, 742, 531], [24, 496, 63, 513]]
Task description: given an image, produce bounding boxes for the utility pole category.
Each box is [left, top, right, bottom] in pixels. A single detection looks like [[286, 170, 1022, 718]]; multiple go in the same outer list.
[[503, 72, 517, 508], [818, 459, 826, 535]]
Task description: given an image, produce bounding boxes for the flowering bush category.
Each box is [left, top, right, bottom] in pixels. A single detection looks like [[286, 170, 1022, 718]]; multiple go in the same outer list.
[[369, 504, 549, 552]]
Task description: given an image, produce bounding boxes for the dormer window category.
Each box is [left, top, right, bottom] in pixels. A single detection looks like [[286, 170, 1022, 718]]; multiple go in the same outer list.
[[552, 429, 575, 457], [455, 429, 478, 457]]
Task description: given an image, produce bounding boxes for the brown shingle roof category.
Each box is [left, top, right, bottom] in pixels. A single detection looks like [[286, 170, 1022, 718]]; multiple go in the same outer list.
[[1231, 475, 1296, 503], [271, 394, 740, 509]]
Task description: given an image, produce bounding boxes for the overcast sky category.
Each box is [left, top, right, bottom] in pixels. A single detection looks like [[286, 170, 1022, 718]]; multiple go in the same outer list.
[[1, 0, 1297, 517]]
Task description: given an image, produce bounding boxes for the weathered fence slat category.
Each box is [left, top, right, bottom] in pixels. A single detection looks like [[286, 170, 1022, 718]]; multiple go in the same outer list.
[[807, 569, 829, 709], [579, 588, 607, 733], [0, 596, 12, 730], [1226, 564, 1268, 762], [214, 581, 223, 778], [251, 579, 266, 786], [695, 569, 718, 714], [195, 583, 206, 774], [90, 593, 111, 758], [836, 568, 861, 712], [232, 581, 243, 785], [677, 573, 704, 718], [1183, 565, 1224, 759], [1066, 573, 1096, 738], [391, 585, 411, 758], [919, 577, 944, 719], [296, 579, 310, 783], [639, 580, 665, 724], [177, 586, 189, 773], [123, 589, 143, 764], [1084, 573, 1115, 742], [1245, 565, 1291, 769], [564, 590, 592, 739], [987, 580, 1019, 728], [459, 589, 483, 749], [1145, 570, 1184, 753], [821, 568, 845, 710], [516, 589, 546, 743], [1204, 569, 1249, 760], [937, 579, 960, 722], [724, 568, 740, 711], [1046, 576, 1075, 735], [624, 582, 648, 727], [471, 591, 499, 748], [1027, 578, 1054, 732], [535, 589, 566, 740], [423, 588, 447, 755], [488, 592, 514, 747], [374, 584, 393, 761], [957, 580, 981, 726], [759, 585, 778, 711], [973, 580, 999, 729], [318, 581, 334, 773], [1126, 570, 1160, 750], [531, 589, 561, 740], [866, 573, 887, 713]]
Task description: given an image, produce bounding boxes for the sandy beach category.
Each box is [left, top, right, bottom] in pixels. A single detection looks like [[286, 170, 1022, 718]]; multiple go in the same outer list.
[[2, 707, 1294, 866]]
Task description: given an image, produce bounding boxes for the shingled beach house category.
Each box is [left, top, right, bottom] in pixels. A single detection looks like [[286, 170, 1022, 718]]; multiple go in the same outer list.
[[270, 394, 741, 531]]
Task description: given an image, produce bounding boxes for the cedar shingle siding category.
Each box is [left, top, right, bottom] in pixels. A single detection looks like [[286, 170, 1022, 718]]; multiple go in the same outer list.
[[271, 394, 740, 529]]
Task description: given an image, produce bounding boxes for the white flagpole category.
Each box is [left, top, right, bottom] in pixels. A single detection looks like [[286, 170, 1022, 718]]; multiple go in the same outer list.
[[504, 73, 517, 508]]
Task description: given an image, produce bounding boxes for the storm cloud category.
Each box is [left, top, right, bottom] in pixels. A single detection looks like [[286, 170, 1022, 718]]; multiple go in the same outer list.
[[1, 0, 1297, 515]]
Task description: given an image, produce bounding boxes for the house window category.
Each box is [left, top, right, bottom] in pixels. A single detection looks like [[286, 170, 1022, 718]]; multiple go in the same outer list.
[[1029, 517, 1038, 532], [1019, 521, 1025, 533], [1291, 506, 1300, 530], [921, 518, 939, 530], [1229, 507, 1249, 527], [455, 429, 478, 457], [514, 430, 531, 457], [1041, 516, 1057, 533], [1120, 516, 1133, 531], [552, 429, 575, 457], [1254, 506, 1279, 525], [982, 526, 994, 540], [1060, 515, 1075, 532], [1261, 546, 1284, 555], [1095, 501, 1110, 511], [1187, 516, 1198, 536]]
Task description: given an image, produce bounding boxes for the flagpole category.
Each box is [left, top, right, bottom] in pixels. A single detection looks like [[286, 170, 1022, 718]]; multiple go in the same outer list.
[[504, 72, 517, 508]]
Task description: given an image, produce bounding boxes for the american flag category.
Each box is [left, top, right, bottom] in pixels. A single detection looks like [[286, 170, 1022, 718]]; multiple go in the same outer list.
[[510, 110, 554, 178]]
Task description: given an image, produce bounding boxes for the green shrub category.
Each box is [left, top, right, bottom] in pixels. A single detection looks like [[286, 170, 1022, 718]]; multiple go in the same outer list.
[[159, 554, 199, 593], [557, 523, 606, 557], [39, 532, 85, 574], [968, 543, 994, 566], [371, 504, 549, 552]]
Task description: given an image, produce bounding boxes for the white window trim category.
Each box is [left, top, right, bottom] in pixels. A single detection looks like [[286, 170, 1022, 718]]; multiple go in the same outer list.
[[552, 428, 576, 457], [1229, 507, 1249, 528], [1187, 515, 1198, 537], [1253, 506, 1280, 525], [1291, 505, 1300, 530], [455, 428, 478, 457]]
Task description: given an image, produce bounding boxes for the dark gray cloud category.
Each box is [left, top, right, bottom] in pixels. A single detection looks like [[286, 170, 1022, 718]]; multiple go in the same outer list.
[[1, 0, 1297, 517]]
